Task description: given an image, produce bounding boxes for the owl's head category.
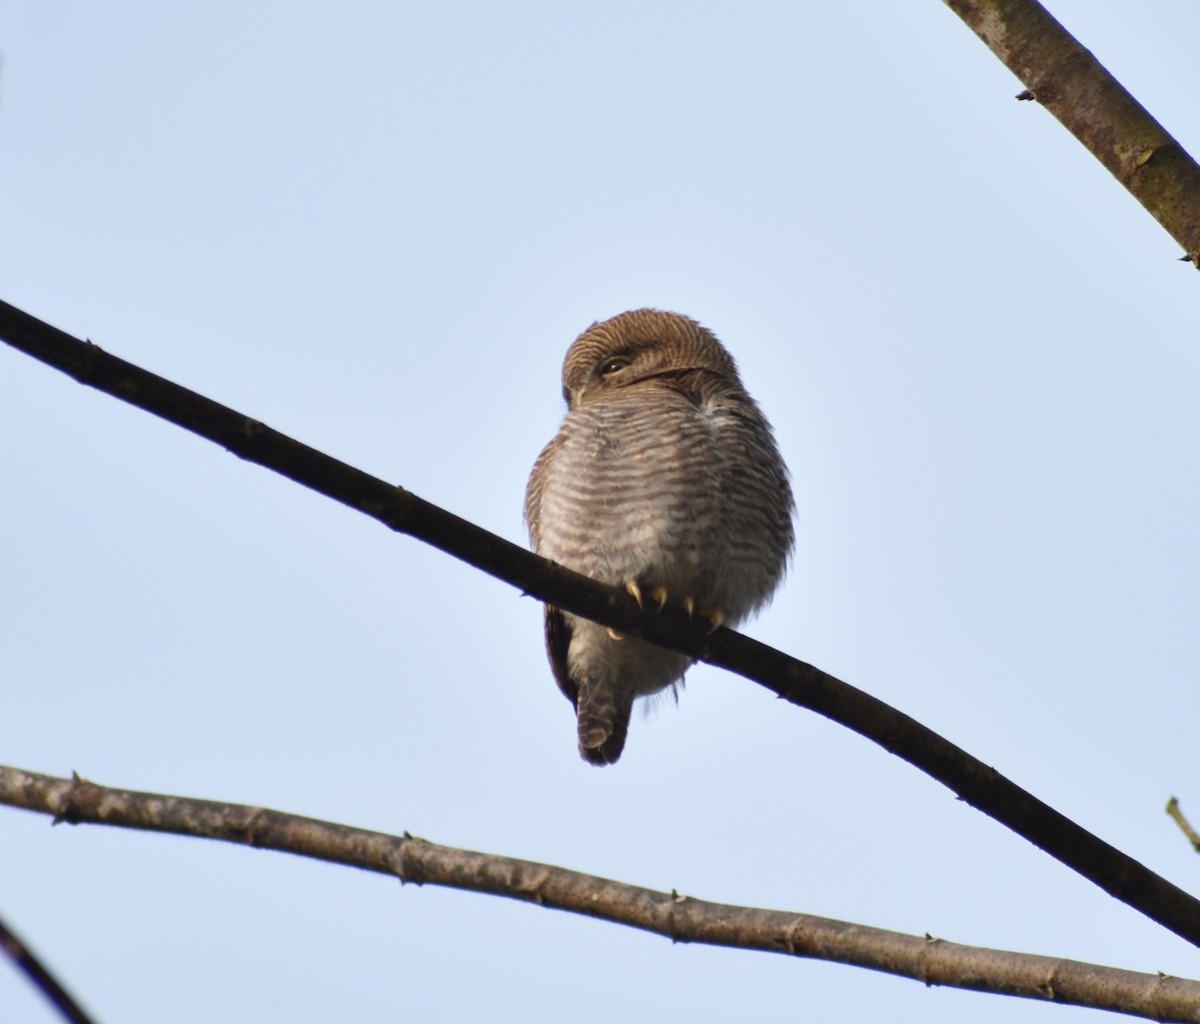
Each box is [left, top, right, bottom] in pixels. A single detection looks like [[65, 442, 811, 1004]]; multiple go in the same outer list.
[[561, 308, 739, 409]]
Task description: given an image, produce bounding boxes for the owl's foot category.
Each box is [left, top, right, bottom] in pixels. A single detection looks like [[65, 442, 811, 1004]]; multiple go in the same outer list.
[[611, 578, 645, 639], [626, 579, 670, 614], [682, 596, 724, 634], [624, 579, 671, 617]]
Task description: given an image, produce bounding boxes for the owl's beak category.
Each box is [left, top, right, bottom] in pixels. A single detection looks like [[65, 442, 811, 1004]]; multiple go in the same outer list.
[[568, 385, 587, 408]]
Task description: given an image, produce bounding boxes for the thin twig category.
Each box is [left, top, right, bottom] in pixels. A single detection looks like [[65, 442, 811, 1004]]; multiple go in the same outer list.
[[1167, 798, 1200, 853], [1, 766, 1197, 1022], [1, 299, 1199, 949], [0, 908, 99, 1024]]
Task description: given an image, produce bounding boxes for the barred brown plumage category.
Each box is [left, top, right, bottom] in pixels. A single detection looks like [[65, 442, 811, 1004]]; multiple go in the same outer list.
[[525, 309, 794, 765]]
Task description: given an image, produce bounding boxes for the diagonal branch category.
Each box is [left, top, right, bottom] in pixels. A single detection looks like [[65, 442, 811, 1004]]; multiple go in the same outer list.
[[2, 765, 1198, 1022], [1, 298, 1199, 949], [0, 907, 98, 1024], [942, 0, 1200, 265]]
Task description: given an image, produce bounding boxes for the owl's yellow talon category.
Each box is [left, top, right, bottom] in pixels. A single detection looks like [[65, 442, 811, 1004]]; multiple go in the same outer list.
[[607, 627, 625, 641], [682, 596, 695, 618], [700, 608, 725, 634], [650, 585, 669, 613], [624, 579, 644, 609]]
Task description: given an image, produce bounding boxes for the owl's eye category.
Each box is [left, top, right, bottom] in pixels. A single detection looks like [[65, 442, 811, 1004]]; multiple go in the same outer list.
[[600, 355, 632, 376]]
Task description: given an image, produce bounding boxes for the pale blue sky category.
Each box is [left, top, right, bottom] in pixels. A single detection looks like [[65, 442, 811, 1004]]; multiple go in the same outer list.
[[3, 3, 1199, 1022]]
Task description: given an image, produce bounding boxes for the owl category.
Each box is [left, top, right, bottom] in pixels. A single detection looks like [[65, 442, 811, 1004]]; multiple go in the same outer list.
[[524, 309, 794, 765]]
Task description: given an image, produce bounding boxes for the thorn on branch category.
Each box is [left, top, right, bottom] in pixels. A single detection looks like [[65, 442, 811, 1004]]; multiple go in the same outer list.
[[1015, 89, 1036, 102], [667, 889, 683, 944], [52, 771, 92, 827], [396, 832, 427, 886]]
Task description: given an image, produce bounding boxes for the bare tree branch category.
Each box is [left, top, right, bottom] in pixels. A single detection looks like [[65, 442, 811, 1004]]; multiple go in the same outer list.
[[0, 907, 99, 1024], [1, 766, 1196, 1022], [1, 297, 1199, 951], [942, 0, 1200, 266]]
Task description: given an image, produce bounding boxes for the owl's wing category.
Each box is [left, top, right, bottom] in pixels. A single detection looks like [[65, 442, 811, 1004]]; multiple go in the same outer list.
[[524, 435, 561, 548], [543, 605, 577, 707]]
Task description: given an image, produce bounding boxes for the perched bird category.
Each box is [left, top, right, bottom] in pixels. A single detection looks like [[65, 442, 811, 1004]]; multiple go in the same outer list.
[[524, 309, 794, 765]]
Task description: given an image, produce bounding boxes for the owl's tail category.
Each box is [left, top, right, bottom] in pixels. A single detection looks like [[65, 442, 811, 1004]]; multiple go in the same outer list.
[[575, 683, 632, 766]]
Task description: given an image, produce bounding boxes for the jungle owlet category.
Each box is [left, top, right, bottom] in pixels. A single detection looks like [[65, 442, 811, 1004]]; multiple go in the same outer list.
[[524, 309, 794, 765]]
